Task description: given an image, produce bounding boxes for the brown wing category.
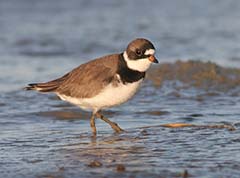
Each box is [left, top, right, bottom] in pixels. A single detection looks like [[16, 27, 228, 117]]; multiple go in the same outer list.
[[56, 54, 119, 98], [25, 54, 120, 96]]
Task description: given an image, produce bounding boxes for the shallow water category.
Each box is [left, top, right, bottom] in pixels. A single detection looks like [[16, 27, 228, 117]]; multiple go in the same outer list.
[[1, 76, 240, 178], [1, 0, 240, 178]]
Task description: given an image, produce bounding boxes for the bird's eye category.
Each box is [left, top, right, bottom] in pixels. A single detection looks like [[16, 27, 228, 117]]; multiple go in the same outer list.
[[136, 49, 142, 56]]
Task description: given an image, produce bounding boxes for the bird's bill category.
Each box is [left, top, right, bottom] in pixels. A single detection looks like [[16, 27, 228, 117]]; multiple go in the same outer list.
[[148, 55, 159, 63]]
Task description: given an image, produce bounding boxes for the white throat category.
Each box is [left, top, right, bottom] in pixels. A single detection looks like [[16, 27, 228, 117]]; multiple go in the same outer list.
[[123, 51, 152, 72]]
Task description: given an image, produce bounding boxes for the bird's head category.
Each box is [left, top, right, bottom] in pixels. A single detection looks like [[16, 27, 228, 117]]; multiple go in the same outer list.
[[123, 38, 158, 72]]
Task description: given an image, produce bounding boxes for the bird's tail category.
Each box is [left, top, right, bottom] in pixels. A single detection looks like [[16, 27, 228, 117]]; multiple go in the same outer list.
[[24, 82, 60, 92], [24, 73, 70, 93]]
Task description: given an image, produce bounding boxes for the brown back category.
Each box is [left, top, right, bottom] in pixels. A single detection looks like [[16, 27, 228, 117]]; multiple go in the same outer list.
[[56, 54, 119, 98]]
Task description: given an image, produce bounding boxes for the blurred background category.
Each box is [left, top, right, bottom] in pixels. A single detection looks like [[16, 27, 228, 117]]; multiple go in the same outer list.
[[1, 0, 240, 92], [1, 1, 240, 178]]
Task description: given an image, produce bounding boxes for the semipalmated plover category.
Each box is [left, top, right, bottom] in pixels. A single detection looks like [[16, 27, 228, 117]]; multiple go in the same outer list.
[[25, 38, 158, 135]]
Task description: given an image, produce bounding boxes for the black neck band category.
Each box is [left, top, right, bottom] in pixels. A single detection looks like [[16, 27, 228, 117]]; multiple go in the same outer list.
[[117, 53, 145, 84]]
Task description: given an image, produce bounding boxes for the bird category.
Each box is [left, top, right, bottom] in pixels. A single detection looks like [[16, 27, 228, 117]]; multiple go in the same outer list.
[[25, 38, 158, 135]]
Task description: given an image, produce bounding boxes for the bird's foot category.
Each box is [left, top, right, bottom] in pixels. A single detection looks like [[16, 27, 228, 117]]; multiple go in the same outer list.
[[95, 112, 124, 133]]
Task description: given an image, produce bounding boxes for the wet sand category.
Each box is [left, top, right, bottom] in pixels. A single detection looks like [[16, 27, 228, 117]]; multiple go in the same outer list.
[[147, 60, 240, 91]]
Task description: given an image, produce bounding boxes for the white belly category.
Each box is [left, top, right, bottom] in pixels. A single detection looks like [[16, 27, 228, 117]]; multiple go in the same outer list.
[[58, 79, 143, 112]]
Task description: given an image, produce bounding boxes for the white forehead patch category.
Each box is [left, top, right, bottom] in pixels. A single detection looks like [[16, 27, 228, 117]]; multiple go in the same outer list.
[[123, 51, 152, 72], [144, 49, 155, 55]]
